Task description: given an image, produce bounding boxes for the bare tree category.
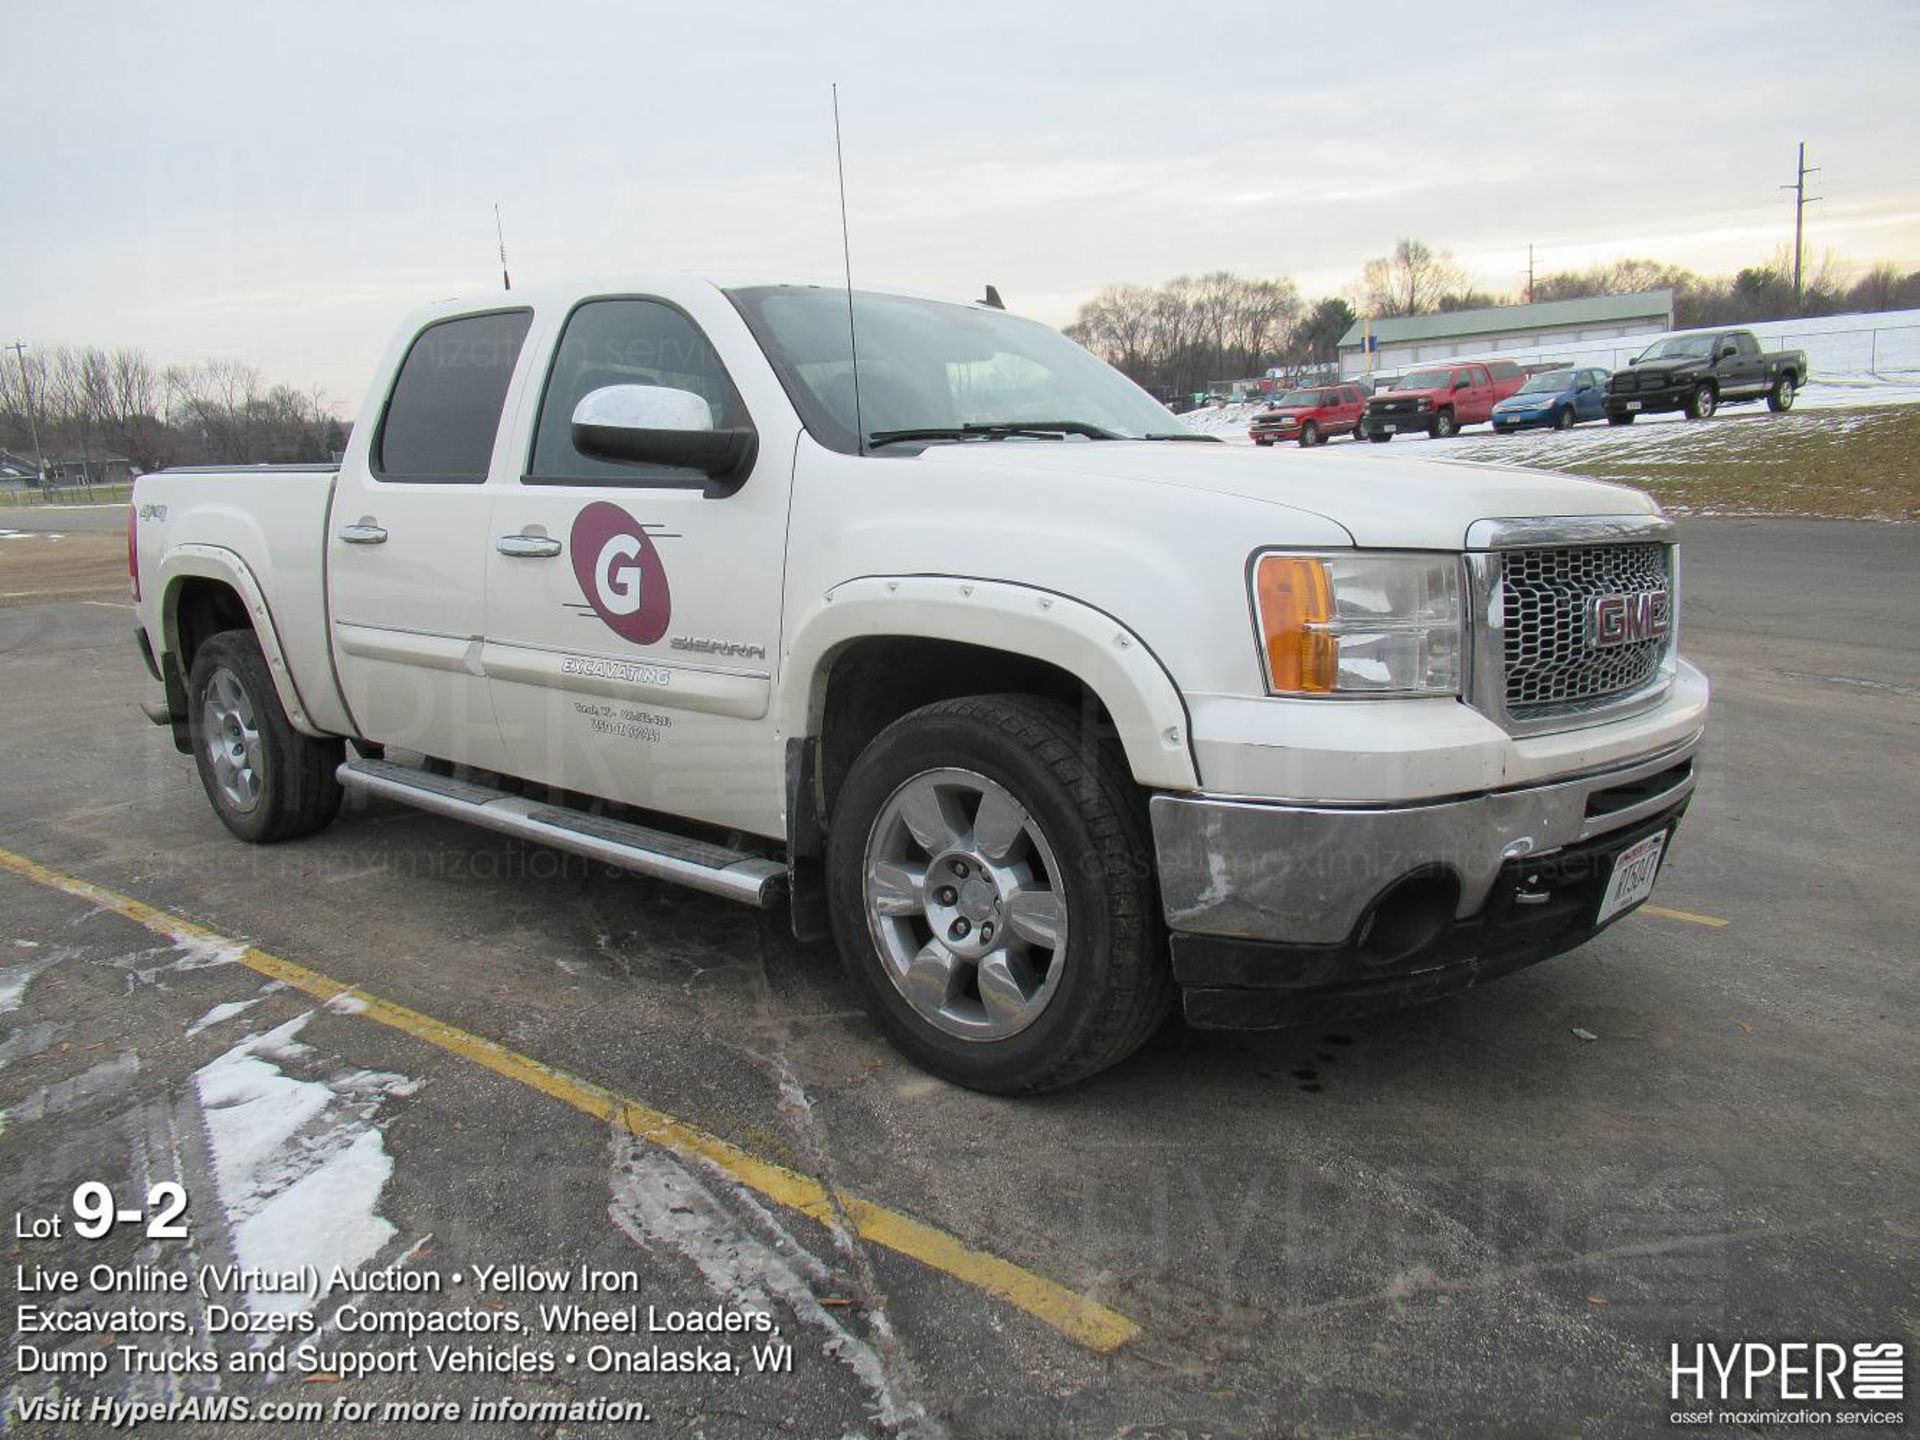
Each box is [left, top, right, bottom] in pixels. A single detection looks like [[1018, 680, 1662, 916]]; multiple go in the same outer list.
[[1359, 238, 1469, 317]]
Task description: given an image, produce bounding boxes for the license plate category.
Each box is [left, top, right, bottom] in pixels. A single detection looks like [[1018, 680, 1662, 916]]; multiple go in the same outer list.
[[1596, 830, 1667, 925], [1380, 423, 1398, 434], [1626, 400, 1643, 411]]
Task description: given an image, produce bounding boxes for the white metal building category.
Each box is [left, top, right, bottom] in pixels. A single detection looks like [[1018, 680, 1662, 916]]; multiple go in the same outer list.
[[1338, 290, 1675, 374]]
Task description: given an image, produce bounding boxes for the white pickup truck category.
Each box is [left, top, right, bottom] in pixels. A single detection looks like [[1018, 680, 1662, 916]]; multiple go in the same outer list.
[[130, 277, 1708, 1091]]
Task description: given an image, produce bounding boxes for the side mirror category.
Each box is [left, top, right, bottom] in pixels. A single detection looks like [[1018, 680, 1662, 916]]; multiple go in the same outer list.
[[1454, 377, 1471, 391], [1715, 346, 1736, 362], [571, 385, 757, 496], [1628, 356, 1639, 365]]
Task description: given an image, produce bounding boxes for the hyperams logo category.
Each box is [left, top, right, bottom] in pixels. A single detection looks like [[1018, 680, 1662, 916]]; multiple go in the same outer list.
[[570, 502, 672, 645]]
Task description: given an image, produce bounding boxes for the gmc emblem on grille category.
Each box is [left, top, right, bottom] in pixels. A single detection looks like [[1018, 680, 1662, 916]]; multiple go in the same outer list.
[[1587, 590, 1671, 649]]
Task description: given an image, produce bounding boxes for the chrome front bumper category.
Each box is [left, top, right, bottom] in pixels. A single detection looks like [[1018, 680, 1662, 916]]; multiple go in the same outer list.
[[1149, 733, 1701, 947]]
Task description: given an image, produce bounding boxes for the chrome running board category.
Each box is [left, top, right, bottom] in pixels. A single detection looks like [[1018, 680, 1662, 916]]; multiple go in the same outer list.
[[336, 758, 786, 908]]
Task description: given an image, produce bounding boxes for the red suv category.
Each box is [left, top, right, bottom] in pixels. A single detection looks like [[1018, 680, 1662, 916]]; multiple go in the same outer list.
[[1360, 361, 1525, 440], [1249, 384, 1368, 447]]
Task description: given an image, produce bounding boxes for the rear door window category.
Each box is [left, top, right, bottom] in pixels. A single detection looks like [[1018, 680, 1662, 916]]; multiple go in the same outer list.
[[375, 310, 533, 483]]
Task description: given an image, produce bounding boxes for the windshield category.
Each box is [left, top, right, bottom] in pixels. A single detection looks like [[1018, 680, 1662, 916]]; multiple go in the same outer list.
[[1397, 369, 1454, 390], [1517, 370, 1573, 394], [726, 286, 1183, 452], [1275, 389, 1324, 407], [1637, 335, 1715, 361]]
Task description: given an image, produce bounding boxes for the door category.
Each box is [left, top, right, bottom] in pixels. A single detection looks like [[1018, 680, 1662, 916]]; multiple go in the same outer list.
[[482, 295, 792, 838], [1576, 370, 1607, 421], [1456, 365, 1493, 423], [328, 308, 533, 773]]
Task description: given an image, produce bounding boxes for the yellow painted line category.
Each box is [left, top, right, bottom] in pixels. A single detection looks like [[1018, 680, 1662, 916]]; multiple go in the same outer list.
[[1638, 904, 1730, 928], [0, 846, 1138, 1353]]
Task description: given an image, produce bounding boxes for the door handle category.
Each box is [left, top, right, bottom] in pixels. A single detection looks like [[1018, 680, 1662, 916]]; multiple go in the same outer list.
[[338, 524, 388, 545], [496, 534, 562, 558]]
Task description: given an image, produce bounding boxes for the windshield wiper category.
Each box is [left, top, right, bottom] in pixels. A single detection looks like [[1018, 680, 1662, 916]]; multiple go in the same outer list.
[[867, 420, 1120, 448]]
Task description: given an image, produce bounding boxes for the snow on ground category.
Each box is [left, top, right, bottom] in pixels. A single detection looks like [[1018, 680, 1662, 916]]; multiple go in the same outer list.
[[194, 1012, 415, 1319]]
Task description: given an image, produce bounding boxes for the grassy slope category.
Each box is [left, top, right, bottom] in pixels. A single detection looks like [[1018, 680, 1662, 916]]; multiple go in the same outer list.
[[1461, 406, 1920, 522]]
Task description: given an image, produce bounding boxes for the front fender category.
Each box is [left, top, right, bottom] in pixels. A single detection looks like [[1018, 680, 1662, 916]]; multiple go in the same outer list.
[[778, 575, 1201, 791], [157, 545, 330, 739]]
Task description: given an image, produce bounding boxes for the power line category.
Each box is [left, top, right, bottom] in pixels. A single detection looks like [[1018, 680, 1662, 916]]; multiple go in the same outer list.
[[1781, 141, 1822, 303]]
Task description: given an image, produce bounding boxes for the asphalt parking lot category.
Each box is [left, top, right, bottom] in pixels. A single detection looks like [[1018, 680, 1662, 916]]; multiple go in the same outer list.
[[2, 516, 1916, 1438]]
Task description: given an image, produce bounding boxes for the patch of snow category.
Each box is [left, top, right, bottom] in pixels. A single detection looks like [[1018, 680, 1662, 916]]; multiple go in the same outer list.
[[0, 945, 72, 1013], [186, 995, 270, 1037], [0, 1020, 61, 1069], [608, 1131, 934, 1436], [194, 1013, 408, 1319], [3, 1051, 141, 1130]]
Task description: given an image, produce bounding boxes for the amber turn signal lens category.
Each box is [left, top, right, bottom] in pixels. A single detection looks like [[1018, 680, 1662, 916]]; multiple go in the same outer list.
[[1254, 555, 1338, 693]]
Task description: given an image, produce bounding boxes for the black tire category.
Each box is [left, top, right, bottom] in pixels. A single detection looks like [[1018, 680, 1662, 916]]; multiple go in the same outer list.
[[1432, 409, 1458, 438], [826, 695, 1172, 1093], [1767, 373, 1797, 412], [1608, 411, 1636, 426], [1685, 384, 1717, 420], [1491, 424, 1512, 435], [1253, 437, 1272, 447], [187, 629, 344, 843], [1369, 429, 1394, 442], [1553, 405, 1576, 430], [1298, 420, 1320, 448]]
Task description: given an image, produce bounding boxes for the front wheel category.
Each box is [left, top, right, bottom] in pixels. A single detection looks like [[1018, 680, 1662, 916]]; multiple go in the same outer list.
[[1298, 420, 1320, 447], [1553, 405, 1575, 430], [187, 630, 344, 843], [1685, 384, 1718, 420], [1431, 409, 1458, 438], [826, 696, 1172, 1093], [1368, 428, 1394, 442], [1767, 374, 1797, 412], [1253, 437, 1272, 447]]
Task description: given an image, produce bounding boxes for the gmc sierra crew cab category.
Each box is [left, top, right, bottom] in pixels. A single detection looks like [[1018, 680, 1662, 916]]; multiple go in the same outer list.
[[1605, 329, 1808, 422], [130, 277, 1708, 1092]]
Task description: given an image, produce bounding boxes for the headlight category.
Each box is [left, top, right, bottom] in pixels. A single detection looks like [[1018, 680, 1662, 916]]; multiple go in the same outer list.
[[1251, 552, 1462, 695]]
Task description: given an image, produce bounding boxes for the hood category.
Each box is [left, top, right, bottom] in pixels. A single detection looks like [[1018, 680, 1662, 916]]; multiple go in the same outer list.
[[1372, 385, 1441, 401], [1496, 389, 1562, 407], [902, 440, 1658, 550]]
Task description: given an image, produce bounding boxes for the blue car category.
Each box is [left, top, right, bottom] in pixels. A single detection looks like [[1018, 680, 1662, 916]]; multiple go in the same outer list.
[[1490, 366, 1610, 432]]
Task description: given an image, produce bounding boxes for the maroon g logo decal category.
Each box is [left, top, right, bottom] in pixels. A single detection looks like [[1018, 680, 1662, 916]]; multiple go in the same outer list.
[[569, 502, 672, 645]]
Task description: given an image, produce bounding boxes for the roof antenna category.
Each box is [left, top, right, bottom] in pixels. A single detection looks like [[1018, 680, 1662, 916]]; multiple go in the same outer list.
[[982, 285, 1005, 310], [831, 84, 865, 455], [494, 203, 512, 292]]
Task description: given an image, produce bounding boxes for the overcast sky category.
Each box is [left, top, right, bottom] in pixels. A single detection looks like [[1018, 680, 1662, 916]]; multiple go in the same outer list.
[[4, 0, 1916, 411]]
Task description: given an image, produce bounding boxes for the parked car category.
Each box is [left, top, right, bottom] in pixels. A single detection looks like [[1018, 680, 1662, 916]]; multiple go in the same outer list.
[[1360, 360, 1527, 440], [1605, 330, 1808, 423], [1491, 367, 1611, 433], [1249, 384, 1368, 446], [129, 276, 1706, 1092]]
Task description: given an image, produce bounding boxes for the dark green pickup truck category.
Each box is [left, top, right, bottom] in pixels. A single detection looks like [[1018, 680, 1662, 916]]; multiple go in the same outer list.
[[1604, 329, 1808, 423]]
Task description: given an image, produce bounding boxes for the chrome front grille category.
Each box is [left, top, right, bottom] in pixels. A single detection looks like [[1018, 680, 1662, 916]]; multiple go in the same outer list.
[[1500, 542, 1672, 717]]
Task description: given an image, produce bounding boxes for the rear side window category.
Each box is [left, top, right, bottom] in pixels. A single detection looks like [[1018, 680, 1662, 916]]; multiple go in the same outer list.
[[527, 298, 749, 485], [375, 310, 533, 482]]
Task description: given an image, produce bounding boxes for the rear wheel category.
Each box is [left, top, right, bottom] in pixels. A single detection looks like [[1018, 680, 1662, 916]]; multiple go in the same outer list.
[[1553, 405, 1575, 430], [1298, 420, 1320, 448], [826, 695, 1171, 1093], [1685, 384, 1718, 420], [1767, 373, 1797, 412], [187, 630, 344, 843], [1608, 411, 1636, 426]]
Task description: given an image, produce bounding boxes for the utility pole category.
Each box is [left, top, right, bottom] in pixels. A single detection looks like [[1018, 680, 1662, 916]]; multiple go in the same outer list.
[[7, 340, 47, 487], [1527, 244, 1535, 305], [1781, 141, 1821, 305]]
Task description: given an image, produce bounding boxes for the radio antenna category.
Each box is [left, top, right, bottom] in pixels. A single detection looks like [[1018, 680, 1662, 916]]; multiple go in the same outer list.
[[831, 85, 865, 455], [494, 203, 512, 292]]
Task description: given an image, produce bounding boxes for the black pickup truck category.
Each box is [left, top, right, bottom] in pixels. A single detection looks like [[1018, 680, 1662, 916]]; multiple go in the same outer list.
[[1604, 329, 1808, 423]]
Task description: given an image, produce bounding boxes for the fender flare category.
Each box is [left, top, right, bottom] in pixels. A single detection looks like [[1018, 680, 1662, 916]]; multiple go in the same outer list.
[[778, 575, 1201, 791], [156, 544, 328, 738]]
